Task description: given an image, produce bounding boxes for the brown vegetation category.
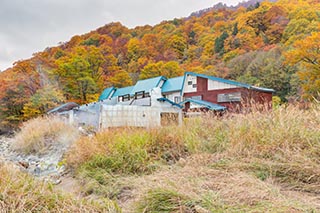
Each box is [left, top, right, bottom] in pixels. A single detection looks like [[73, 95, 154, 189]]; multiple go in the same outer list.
[[64, 104, 320, 212]]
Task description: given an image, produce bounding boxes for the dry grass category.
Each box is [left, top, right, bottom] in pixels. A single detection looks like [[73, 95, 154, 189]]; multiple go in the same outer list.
[[0, 161, 120, 212], [117, 154, 319, 212], [66, 127, 187, 174], [11, 116, 80, 154], [64, 104, 320, 212]]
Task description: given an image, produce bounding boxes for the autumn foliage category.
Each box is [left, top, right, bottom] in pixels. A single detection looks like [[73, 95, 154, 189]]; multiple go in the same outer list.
[[1, 0, 320, 128]]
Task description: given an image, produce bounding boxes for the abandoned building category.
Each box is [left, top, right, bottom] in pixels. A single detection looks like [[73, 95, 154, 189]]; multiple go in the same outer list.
[[99, 72, 274, 112], [55, 72, 274, 129]]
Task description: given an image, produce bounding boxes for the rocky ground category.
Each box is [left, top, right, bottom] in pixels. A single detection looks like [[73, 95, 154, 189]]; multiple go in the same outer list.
[[0, 136, 68, 184]]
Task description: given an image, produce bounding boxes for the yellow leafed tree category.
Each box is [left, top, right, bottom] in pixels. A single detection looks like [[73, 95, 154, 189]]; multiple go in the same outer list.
[[285, 31, 320, 100]]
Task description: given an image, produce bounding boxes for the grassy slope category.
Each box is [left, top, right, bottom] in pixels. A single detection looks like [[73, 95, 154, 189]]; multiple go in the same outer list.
[[64, 104, 320, 212], [3, 104, 319, 212]]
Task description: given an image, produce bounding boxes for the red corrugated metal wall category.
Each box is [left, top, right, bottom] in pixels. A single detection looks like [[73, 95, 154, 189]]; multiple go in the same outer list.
[[183, 77, 272, 112]]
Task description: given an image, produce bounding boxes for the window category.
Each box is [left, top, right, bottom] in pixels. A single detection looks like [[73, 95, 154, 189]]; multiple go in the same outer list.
[[135, 91, 147, 99], [191, 95, 202, 100], [217, 92, 241, 102], [120, 94, 130, 102], [192, 84, 197, 88], [188, 81, 192, 85], [174, 96, 181, 103]]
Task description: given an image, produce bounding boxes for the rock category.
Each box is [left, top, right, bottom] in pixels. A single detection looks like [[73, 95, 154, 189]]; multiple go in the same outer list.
[[34, 165, 41, 176], [0, 135, 72, 180], [194, 205, 210, 213], [53, 179, 62, 185], [178, 157, 187, 166], [46, 163, 57, 172], [18, 161, 29, 169]]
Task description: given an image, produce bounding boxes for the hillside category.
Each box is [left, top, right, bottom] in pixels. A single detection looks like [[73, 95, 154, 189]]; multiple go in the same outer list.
[[0, 0, 320, 128]]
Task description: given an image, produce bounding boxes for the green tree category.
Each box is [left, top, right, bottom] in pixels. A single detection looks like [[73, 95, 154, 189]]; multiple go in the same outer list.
[[54, 46, 105, 103], [22, 85, 65, 119], [214, 31, 229, 55], [169, 35, 187, 59]]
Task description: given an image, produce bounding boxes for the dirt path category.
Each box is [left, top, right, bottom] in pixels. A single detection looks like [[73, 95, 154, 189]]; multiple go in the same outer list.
[[54, 175, 84, 197], [114, 154, 320, 212]]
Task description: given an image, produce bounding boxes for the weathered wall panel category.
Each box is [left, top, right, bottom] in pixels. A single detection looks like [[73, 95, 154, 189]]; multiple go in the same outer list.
[[101, 105, 181, 129]]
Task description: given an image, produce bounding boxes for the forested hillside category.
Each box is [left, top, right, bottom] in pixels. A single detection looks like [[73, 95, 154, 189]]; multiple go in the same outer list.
[[0, 0, 319, 128]]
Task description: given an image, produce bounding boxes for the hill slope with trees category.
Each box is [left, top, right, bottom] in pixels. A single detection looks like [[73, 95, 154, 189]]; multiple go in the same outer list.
[[0, 0, 319, 128]]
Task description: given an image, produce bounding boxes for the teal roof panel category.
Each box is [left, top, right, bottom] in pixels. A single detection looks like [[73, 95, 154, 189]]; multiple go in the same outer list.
[[180, 99, 226, 111], [162, 76, 184, 93], [112, 86, 134, 98], [99, 87, 115, 101], [157, 97, 183, 108], [131, 76, 167, 95]]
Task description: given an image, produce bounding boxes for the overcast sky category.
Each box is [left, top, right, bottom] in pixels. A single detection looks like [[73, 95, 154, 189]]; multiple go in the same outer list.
[[0, 0, 242, 71]]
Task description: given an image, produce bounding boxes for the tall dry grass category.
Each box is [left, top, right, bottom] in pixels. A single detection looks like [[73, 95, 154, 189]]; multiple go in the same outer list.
[[67, 128, 187, 174], [66, 127, 187, 198], [65, 103, 320, 210], [183, 104, 320, 193], [0, 162, 120, 212], [11, 116, 80, 154]]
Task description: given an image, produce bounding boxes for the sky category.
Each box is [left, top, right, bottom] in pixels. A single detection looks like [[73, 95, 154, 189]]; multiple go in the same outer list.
[[0, 0, 242, 71]]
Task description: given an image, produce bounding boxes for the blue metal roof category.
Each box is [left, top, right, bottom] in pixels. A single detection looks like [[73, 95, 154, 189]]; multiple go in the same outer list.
[[112, 86, 134, 98], [162, 76, 184, 93], [184, 72, 251, 88], [131, 76, 167, 95], [157, 97, 183, 108], [99, 87, 115, 101], [182, 72, 275, 93], [180, 99, 227, 111]]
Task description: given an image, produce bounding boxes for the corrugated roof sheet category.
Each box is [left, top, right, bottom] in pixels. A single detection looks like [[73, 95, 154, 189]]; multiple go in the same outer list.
[[162, 76, 184, 93], [131, 76, 166, 95], [99, 87, 115, 101], [180, 99, 226, 111], [112, 86, 134, 98], [47, 102, 79, 114]]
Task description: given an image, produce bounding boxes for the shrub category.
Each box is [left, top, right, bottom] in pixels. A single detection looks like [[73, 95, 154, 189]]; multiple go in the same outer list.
[[67, 128, 188, 175], [135, 188, 197, 213], [11, 116, 79, 154]]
